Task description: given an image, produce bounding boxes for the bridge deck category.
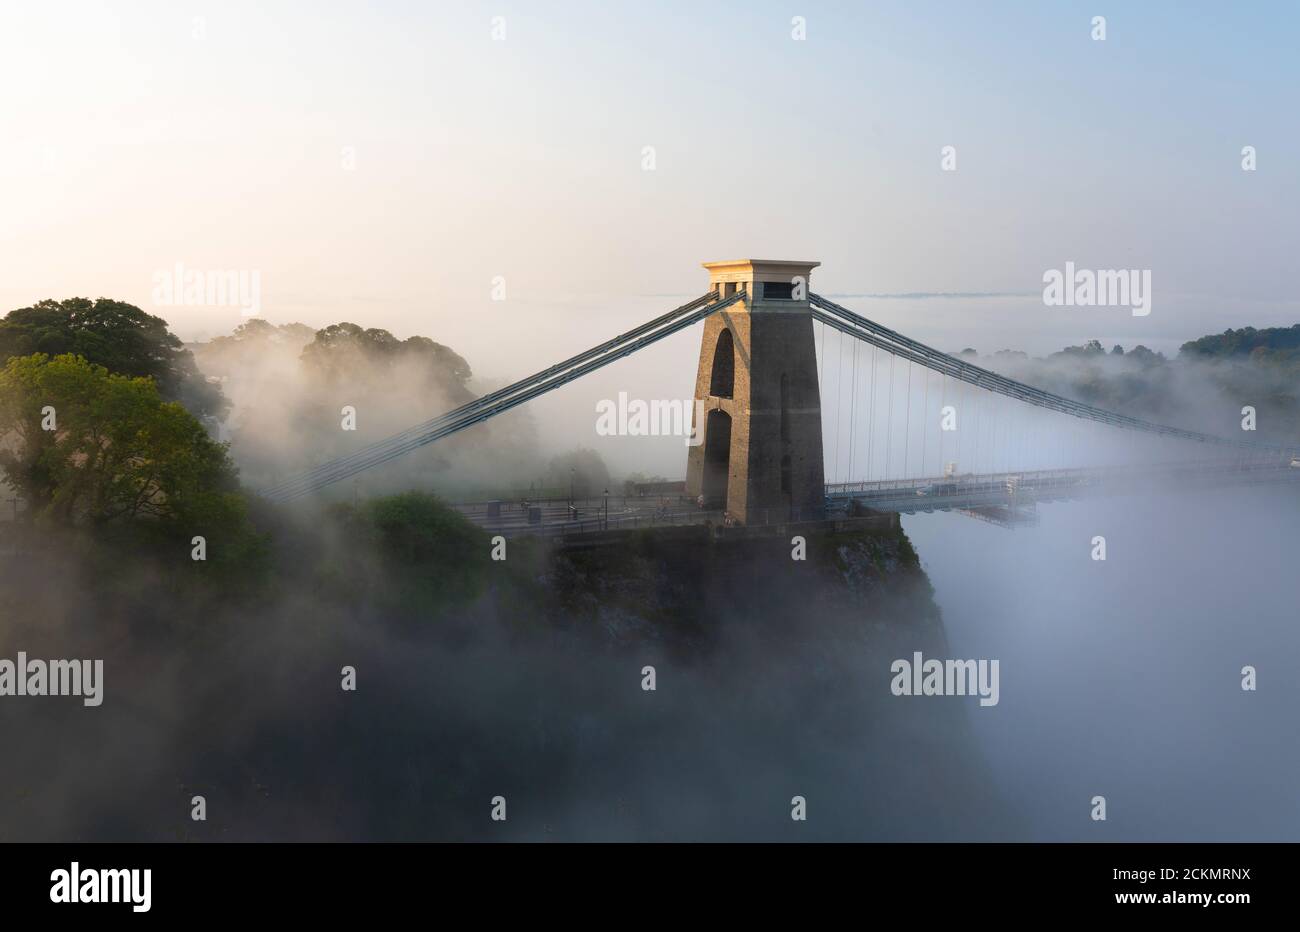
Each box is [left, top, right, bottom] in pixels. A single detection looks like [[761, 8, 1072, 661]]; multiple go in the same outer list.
[[825, 458, 1300, 515], [451, 495, 726, 538], [453, 458, 1300, 538]]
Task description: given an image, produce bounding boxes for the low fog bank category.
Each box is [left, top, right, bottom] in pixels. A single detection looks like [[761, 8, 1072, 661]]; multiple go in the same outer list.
[[905, 483, 1300, 841], [9, 306, 1296, 842], [976, 339, 1300, 444], [0, 505, 1016, 842], [192, 320, 605, 501], [193, 314, 1300, 500]]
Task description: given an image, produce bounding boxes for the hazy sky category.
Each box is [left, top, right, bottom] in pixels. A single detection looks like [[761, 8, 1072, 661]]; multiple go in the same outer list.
[[2, 0, 1297, 376]]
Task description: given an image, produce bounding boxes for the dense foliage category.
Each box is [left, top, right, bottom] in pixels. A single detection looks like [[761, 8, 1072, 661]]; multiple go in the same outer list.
[[301, 322, 474, 401], [1180, 325, 1300, 367], [0, 298, 227, 420], [0, 353, 264, 583]]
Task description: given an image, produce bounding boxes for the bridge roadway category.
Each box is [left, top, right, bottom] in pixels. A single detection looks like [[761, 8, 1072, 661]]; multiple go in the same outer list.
[[454, 457, 1300, 538], [824, 456, 1300, 516], [450, 495, 726, 539]]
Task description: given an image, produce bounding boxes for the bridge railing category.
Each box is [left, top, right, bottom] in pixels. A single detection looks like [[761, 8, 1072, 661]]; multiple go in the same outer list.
[[458, 500, 848, 537], [825, 453, 1298, 496], [826, 455, 1300, 514], [466, 507, 722, 538]]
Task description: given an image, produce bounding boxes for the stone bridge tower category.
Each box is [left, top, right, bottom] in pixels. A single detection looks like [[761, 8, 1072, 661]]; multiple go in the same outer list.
[[685, 259, 825, 525]]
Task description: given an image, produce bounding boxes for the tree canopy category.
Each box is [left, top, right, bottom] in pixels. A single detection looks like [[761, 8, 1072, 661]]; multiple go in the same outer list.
[[300, 322, 474, 401], [205, 318, 316, 351], [0, 298, 227, 420], [0, 353, 244, 534], [1180, 324, 1300, 364], [543, 448, 611, 500]]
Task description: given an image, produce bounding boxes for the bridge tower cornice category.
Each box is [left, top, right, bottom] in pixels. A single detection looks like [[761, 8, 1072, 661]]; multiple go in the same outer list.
[[701, 259, 821, 313], [702, 258, 821, 281]]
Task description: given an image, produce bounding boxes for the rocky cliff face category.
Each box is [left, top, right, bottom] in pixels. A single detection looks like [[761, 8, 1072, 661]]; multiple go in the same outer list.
[[477, 520, 1013, 841], [537, 521, 945, 653]]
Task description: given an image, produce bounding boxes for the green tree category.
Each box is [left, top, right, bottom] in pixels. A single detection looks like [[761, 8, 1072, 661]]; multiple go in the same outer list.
[[215, 317, 315, 347], [300, 322, 474, 400], [544, 449, 611, 500], [0, 354, 244, 534], [1054, 339, 1106, 358], [0, 298, 227, 420], [322, 491, 492, 619], [1180, 324, 1300, 363]]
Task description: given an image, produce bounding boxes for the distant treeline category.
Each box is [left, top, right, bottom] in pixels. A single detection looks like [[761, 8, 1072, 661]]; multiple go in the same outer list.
[[974, 326, 1300, 444], [1179, 324, 1300, 366]]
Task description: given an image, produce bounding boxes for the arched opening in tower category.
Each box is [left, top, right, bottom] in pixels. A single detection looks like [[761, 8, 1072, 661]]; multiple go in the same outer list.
[[709, 329, 735, 398], [702, 408, 732, 508]]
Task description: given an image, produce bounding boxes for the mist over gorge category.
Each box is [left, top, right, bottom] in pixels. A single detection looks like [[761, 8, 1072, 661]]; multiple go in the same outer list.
[[3, 295, 1293, 842]]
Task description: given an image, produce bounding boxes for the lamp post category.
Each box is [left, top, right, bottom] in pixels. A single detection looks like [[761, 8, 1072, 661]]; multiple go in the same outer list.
[[569, 467, 576, 507], [603, 487, 609, 530]]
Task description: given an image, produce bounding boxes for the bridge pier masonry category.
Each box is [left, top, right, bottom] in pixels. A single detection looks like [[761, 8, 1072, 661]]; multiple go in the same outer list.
[[685, 259, 826, 525]]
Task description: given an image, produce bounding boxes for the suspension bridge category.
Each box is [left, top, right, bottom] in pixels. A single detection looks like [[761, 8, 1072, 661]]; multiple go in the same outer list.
[[260, 259, 1300, 532]]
